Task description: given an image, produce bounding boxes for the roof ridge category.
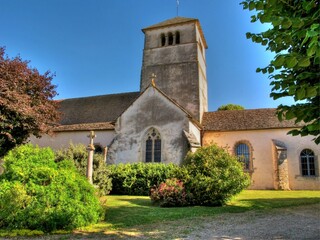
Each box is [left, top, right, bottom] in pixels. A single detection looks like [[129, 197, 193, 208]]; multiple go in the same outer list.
[[59, 91, 140, 101], [206, 108, 277, 113]]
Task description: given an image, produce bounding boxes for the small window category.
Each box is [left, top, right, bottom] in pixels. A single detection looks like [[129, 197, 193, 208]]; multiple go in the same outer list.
[[235, 142, 251, 171], [175, 31, 180, 44], [145, 128, 162, 162], [160, 33, 166, 47], [168, 32, 173, 45], [300, 149, 316, 176], [94, 144, 103, 154]]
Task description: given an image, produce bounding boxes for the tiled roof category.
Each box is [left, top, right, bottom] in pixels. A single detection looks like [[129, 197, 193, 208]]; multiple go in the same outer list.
[[58, 92, 140, 125], [53, 122, 114, 132], [202, 108, 303, 131]]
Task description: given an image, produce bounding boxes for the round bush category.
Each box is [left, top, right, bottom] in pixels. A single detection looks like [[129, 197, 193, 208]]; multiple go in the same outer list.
[[183, 144, 250, 206], [150, 178, 188, 207], [0, 144, 103, 232]]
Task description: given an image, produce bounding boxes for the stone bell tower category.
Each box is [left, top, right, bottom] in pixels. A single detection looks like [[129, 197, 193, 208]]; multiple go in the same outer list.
[[140, 17, 208, 122]]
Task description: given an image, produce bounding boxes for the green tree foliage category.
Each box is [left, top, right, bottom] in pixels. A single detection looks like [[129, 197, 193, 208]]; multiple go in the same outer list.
[[0, 47, 60, 157], [55, 143, 112, 196], [182, 144, 250, 206], [241, 0, 320, 144], [217, 104, 245, 111], [0, 144, 102, 232]]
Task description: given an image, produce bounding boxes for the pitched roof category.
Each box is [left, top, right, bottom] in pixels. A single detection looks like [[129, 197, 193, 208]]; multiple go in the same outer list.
[[142, 17, 198, 31], [58, 92, 140, 125], [202, 108, 303, 131], [142, 17, 208, 49]]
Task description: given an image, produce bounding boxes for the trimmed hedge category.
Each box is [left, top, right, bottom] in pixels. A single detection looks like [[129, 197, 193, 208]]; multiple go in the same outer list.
[[0, 144, 103, 232], [109, 162, 180, 196]]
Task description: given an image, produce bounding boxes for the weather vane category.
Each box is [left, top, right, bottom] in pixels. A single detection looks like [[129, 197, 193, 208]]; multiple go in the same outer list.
[[176, 0, 179, 16]]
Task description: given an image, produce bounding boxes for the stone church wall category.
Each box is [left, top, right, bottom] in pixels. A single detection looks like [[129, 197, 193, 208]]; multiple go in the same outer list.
[[203, 129, 320, 190]]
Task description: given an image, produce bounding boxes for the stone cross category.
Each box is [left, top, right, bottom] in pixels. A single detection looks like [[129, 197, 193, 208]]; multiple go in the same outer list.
[[150, 73, 156, 87], [86, 131, 96, 184]]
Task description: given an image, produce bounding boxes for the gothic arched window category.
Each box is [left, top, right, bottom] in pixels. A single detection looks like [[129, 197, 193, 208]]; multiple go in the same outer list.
[[235, 142, 252, 171], [145, 128, 161, 162], [168, 32, 174, 45], [300, 149, 315, 176], [175, 31, 180, 44]]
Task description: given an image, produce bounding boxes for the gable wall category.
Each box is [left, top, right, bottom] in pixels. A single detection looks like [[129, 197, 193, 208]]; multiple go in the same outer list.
[[108, 87, 190, 165], [203, 129, 320, 190]]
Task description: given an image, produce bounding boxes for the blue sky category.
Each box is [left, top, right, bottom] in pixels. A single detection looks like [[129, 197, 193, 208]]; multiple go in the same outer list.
[[1, 0, 294, 111]]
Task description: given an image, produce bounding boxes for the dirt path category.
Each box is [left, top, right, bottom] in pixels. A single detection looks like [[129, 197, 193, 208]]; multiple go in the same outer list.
[[5, 203, 320, 240], [182, 204, 320, 240]]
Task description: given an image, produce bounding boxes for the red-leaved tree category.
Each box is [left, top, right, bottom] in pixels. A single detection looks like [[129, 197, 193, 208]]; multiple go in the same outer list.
[[0, 47, 60, 157]]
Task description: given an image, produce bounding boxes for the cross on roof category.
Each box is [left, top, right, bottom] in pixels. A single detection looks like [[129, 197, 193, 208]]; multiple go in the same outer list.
[[87, 131, 96, 145]]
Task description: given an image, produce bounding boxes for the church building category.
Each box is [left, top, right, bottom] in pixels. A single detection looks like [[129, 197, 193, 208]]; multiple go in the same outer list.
[[31, 17, 319, 190]]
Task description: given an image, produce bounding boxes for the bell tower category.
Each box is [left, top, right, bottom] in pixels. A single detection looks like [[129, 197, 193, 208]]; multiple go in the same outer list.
[[140, 17, 208, 122]]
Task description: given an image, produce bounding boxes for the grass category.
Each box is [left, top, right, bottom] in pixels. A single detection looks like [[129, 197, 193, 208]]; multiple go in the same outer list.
[[0, 190, 319, 238], [83, 190, 320, 231]]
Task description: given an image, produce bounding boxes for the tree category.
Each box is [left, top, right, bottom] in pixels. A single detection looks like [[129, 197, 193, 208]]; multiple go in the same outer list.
[[241, 0, 320, 144], [0, 47, 60, 157], [217, 104, 245, 111]]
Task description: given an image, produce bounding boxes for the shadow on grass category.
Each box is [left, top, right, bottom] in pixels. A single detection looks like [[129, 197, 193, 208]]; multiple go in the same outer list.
[[5, 194, 319, 239], [65, 197, 320, 240], [104, 196, 320, 229]]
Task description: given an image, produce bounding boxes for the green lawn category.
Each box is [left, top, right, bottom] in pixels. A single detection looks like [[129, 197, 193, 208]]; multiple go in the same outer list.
[[83, 190, 320, 231], [1, 190, 319, 238]]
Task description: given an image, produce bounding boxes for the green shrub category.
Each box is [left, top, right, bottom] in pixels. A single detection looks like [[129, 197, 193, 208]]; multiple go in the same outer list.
[[0, 144, 103, 232], [183, 144, 250, 206], [109, 162, 180, 196], [55, 143, 112, 196], [150, 178, 188, 207]]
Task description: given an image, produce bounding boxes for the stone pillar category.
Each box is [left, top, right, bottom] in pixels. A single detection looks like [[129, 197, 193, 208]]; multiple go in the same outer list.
[[86, 131, 96, 184], [272, 140, 290, 190], [103, 147, 108, 163], [165, 34, 168, 46]]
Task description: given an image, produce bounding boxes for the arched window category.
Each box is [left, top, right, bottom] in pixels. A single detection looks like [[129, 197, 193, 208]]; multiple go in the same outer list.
[[160, 33, 166, 47], [145, 128, 161, 162], [300, 149, 315, 176], [175, 31, 180, 44], [168, 32, 173, 45], [235, 142, 251, 171]]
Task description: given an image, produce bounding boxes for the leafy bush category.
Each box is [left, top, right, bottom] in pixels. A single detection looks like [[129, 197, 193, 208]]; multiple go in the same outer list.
[[55, 143, 112, 196], [109, 162, 180, 196], [0, 144, 103, 232], [150, 178, 188, 207], [182, 144, 250, 206]]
